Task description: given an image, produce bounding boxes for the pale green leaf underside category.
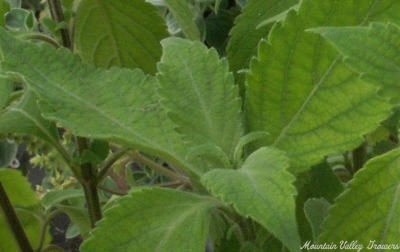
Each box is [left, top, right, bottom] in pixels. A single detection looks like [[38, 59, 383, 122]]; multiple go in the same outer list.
[[158, 38, 242, 162], [81, 188, 219, 252], [319, 148, 400, 243], [0, 30, 197, 176], [0, 90, 60, 145], [303, 198, 330, 240], [164, 0, 200, 40], [313, 22, 400, 103], [41, 188, 84, 211], [227, 0, 298, 76], [201, 147, 300, 252], [74, 0, 168, 73], [246, 0, 397, 172]]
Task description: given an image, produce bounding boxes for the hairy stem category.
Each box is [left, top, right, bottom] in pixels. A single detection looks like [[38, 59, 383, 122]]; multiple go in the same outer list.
[[98, 185, 127, 196], [0, 182, 33, 252], [17, 32, 61, 48], [128, 151, 190, 185], [47, 0, 71, 49]]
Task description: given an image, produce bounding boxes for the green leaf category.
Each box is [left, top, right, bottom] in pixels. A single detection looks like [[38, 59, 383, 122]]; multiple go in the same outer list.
[[201, 147, 300, 252], [0, 208, 47, 251], [318, 148, 400, 244], [0, 169, 38, 206], [0, 140, 17, 167], [303, 198, 330, 240], [58, 205, 91, 238], [246, 0, 398, 172], [0, 77, 13, 109], [5, 8, 35, 31], [0, 1, 9, 26], [41, 188, 84, 211], [312, 22, 400, 103], [164, 0, 200, 40], [74, 0, 168, 73], [0, 30, 197, 176], [158, 38, 242, 162], [227, 0, 298, 85], [81, 188, 219, 252], [0, 169, 45, 251], [295, 162, 343, 242], [0, 90, 60, 144], [204, 9, 236, 55]]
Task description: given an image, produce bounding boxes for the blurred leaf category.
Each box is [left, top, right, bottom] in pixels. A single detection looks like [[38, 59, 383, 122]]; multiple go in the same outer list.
[[41, 189, 84, 211], [205, 9, 236, 55], [304, 198, 330, 240], [0, 169, 46, 251], [164, 0, 200, 40], [0, 140, 17, 167], [58, 205, 91, 238], [227, 0, 298, 89], [0, 1, 9, 26], [0, 77, 13, 109], [0, 90, 60, 148], [0, 169, 38, 206], [5, 8, 34, 31]]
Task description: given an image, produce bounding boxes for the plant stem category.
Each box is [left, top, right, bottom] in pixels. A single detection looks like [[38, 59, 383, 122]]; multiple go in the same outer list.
[[77, 137, 103, 227], [36, 209, 62, 252], [17, 32, 61, 48], [0, 182, 33, 252], [352, 142, 367, 173], [47, 0, 71, 49], [98, 185, 127, 196], [82, 178, 103, 227], [128, 151, 190, 185], [47, 0, 102, 228]]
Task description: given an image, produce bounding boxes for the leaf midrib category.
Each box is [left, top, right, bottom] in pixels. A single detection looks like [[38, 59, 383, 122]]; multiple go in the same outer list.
[[272, 0, 380, 147]]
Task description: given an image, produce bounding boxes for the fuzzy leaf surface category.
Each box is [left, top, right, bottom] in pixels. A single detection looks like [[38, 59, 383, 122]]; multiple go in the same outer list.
[[81, 188, 219, 252], [158, 38, 241, 161], [201, 147, 300, 252], [313, 22, 400, 103], [0, 90, 60, 145], [164, 0, 200, 40], [0, 30, 196, 175], [318, 148, 400, 243], [74, 0, 167, 73], [246, 0, 398, 172]]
